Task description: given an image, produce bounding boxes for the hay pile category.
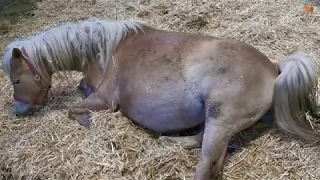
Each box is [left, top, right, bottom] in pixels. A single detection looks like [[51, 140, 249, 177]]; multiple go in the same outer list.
[[1, 0, 320, 179]]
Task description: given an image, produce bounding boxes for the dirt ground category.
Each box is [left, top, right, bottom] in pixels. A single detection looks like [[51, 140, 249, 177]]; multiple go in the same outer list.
[[1, 0, 320, 179]]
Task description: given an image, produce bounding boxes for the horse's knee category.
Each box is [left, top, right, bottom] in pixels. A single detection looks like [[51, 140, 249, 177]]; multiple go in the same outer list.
[[68, 108, 93, 128], [67, 106, 80, 120], [67, 103, 89, 119]]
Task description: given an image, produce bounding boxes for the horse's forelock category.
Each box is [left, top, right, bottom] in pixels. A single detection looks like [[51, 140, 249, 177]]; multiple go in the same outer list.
[[2, 41, 26, 74], [2, 46, 14, 74]]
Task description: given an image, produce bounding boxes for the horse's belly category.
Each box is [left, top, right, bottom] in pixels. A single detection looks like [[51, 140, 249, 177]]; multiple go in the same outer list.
[[119, 91, 205, 133]]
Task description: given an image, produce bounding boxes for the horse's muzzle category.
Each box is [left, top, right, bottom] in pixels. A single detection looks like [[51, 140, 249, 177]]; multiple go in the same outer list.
[[14, 101, 36, 116]]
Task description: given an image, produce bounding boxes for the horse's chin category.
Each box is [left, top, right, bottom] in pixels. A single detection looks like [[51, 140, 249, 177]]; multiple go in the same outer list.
[[14, 110, 36, 117]]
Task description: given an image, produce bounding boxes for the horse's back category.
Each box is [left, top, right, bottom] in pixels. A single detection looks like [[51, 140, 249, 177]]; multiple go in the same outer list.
[[184, 38, 278, 90]]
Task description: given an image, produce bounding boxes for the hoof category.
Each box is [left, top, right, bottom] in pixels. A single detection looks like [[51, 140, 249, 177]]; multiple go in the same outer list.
[[158, 136, 201, 149], [158, 136, 170, 142], [259, 109, 274, 124], [78, 78, 94, 97], [227, 143, 241, 150], [78, 78, 86, 90], [78, 114, 93, 128]]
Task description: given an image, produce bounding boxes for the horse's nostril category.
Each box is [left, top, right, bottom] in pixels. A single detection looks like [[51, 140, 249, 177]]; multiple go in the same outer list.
[[13, 101, 33, 116]]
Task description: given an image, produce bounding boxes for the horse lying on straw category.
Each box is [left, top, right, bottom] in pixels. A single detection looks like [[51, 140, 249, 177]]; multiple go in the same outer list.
[[2, 18, 320, 180]]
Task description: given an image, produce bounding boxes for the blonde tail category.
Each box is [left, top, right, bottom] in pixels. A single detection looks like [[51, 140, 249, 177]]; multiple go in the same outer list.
[[274, 53, 320, 142]]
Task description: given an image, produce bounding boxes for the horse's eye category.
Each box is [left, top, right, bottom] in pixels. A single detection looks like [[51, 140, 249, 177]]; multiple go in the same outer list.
[[13, 80, 20, 84]]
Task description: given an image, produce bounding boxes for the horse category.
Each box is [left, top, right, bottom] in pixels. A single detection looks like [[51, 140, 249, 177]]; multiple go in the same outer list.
[[2, 18, 320, 180]]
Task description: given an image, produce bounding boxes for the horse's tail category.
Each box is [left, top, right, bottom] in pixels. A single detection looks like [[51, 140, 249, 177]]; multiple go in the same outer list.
[[273, 53, 320, 142]]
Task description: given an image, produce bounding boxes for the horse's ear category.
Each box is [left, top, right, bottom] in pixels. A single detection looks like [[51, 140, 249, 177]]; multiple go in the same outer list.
[[12, 48, 23, 60]]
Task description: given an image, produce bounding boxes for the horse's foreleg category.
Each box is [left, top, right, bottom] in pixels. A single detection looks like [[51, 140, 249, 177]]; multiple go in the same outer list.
[[158, 131, 204, 149], [68, 92, 109, 128]]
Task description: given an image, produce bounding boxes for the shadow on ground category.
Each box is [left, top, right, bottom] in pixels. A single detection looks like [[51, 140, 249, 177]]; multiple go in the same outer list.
[[0, 0, 39, 35]]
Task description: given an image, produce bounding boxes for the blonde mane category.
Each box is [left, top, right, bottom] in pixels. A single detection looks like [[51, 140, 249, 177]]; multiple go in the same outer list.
[[2, 18, 150, 82]]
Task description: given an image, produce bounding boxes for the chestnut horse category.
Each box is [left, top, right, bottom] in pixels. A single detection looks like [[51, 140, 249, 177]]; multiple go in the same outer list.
[[2, 18, 320, 179]]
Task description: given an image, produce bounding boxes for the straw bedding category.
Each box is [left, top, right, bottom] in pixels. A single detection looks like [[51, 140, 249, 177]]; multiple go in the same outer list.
[[1, 0, 320, 179]]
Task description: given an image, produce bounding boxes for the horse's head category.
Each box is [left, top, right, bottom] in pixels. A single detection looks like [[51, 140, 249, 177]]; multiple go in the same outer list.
[[2, 46, 52, 116]]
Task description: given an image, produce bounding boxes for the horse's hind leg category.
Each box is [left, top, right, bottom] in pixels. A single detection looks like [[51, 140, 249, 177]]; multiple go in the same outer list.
[[158, 131, 204, 149], [194, 95, 271, 180], [194, 118, 233, 180]]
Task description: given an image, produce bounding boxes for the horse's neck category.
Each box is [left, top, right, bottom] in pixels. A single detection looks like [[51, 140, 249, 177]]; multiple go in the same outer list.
[[46, 51, 105, 81], [36, 24, 147, 80], [63, 58, 86, 72], [29, 55, 90, 84], [41, 58, 79, 74], [46, 52, 91, 73]]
